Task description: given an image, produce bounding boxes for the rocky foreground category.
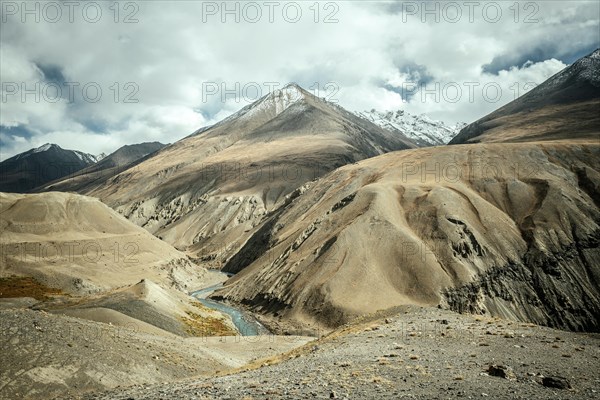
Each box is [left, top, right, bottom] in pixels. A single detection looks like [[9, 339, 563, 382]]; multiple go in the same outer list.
[[0, 307, 312, 400], [69, 306, 600, 400]]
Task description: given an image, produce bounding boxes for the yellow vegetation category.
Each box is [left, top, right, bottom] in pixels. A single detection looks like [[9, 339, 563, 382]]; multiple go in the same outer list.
[[180, 309, 237, 337], [0, 276, 63, 300]]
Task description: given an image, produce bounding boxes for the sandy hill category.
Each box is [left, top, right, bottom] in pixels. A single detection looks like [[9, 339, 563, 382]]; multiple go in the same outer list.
[[37, 278, 236, 337], [53, 84, 417, 265], [0, 191, 206, 294], [0, 144, 97, 193], [39, 142, 165, 193], [450, 49, 600, 144]]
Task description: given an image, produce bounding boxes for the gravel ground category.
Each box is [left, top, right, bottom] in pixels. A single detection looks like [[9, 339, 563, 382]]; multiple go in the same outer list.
[[0, 309, 310, 400], [71, 305, 600, 400]]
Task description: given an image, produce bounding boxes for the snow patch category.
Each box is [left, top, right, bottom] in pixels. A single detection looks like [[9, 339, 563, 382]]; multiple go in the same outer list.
[[356, 110, 465, 146], [32, 143, 55, 153], [219, 83, 306, 125], [73, 150, 97, 163], [246, 84, 305, 117]]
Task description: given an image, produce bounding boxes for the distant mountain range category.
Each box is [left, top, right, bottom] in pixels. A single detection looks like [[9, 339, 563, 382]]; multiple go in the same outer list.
[[356, 109, 466, 146], [0, 144, 97, 193], [1, 102, 461, 194], [1, 142, 166, 193], [40, 142, 166, 193]]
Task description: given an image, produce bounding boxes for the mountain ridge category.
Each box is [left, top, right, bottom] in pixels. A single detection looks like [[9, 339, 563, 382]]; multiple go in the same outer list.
[[356, 109, 466, 146], [41, 84, 418, 266], [450, 48, 600, 144], [39, 141, 166, 193], [0, 143, 97, 193], [206, 53, 600, 333]]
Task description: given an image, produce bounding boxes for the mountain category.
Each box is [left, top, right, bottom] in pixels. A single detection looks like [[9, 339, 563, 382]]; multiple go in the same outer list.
[[210, 54, 600, 334], [0, 143, 97, 192], [215, 141, 599, 333], [58, 84, 418, 263], [450, 48, 600, 144], [79, 141, 165, 172], [356, 109, 466, 146], [0, 191, 311, 400], [40, 141, 166, 193]]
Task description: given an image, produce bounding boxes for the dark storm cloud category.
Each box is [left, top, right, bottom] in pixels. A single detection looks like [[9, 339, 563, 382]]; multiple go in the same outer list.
[[483, 43, 600, 74], [383, 62, 435, 101], [78, 118, 109, 134], [0, 125, 37, 140], [36, 63, 67, 86]]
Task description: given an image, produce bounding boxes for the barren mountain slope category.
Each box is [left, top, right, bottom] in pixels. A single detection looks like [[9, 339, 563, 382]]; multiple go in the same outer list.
[[73, 84, 417, 264], [450, 49, 600, 144], [39, 142, 165, 193], [0, 192, 205, 294], [215, 140, 600, 332]]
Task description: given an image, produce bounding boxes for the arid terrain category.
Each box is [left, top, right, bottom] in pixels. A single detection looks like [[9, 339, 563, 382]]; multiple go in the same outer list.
[[68, 306, 600, 400], [1, 48, 599, 400], [216, 140, 600, 334], [43, 84, 418, 265], [0, 191, 203, 293], [0, 307, 311, 400]]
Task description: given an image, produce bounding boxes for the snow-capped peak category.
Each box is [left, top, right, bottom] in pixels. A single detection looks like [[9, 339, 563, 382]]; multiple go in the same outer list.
[[11, 143, 97, 163], [356, 109, 465, 147], [32, 143, 57, 153], [257, 83, 306, 115], [215, 83, 307, 126], [73, 150, 98, 163]]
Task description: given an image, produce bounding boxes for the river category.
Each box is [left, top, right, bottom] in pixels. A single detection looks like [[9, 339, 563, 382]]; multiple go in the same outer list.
[[190, 281, 269, 336]]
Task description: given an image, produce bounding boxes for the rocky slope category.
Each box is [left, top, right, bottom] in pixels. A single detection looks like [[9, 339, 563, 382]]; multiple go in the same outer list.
[[0, 307, 311, 400], [215, 141, 599, 333], [0, 144, 97, 193], [450, 48, 600, 144], [69, 305, 600, 400], [357, 109, 465, 146], [63, 84, 417, 264]]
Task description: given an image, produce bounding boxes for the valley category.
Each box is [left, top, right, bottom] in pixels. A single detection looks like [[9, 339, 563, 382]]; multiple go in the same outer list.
[[1, 48, 599, 400]]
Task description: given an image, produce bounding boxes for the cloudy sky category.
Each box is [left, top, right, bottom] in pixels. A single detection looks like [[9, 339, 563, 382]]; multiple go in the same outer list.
[[1, 0, 598, 158]]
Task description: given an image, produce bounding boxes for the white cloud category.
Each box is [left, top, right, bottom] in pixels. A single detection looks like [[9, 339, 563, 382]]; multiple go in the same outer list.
[[0, 1, 598, 158], [402, 58, 568, 123]]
